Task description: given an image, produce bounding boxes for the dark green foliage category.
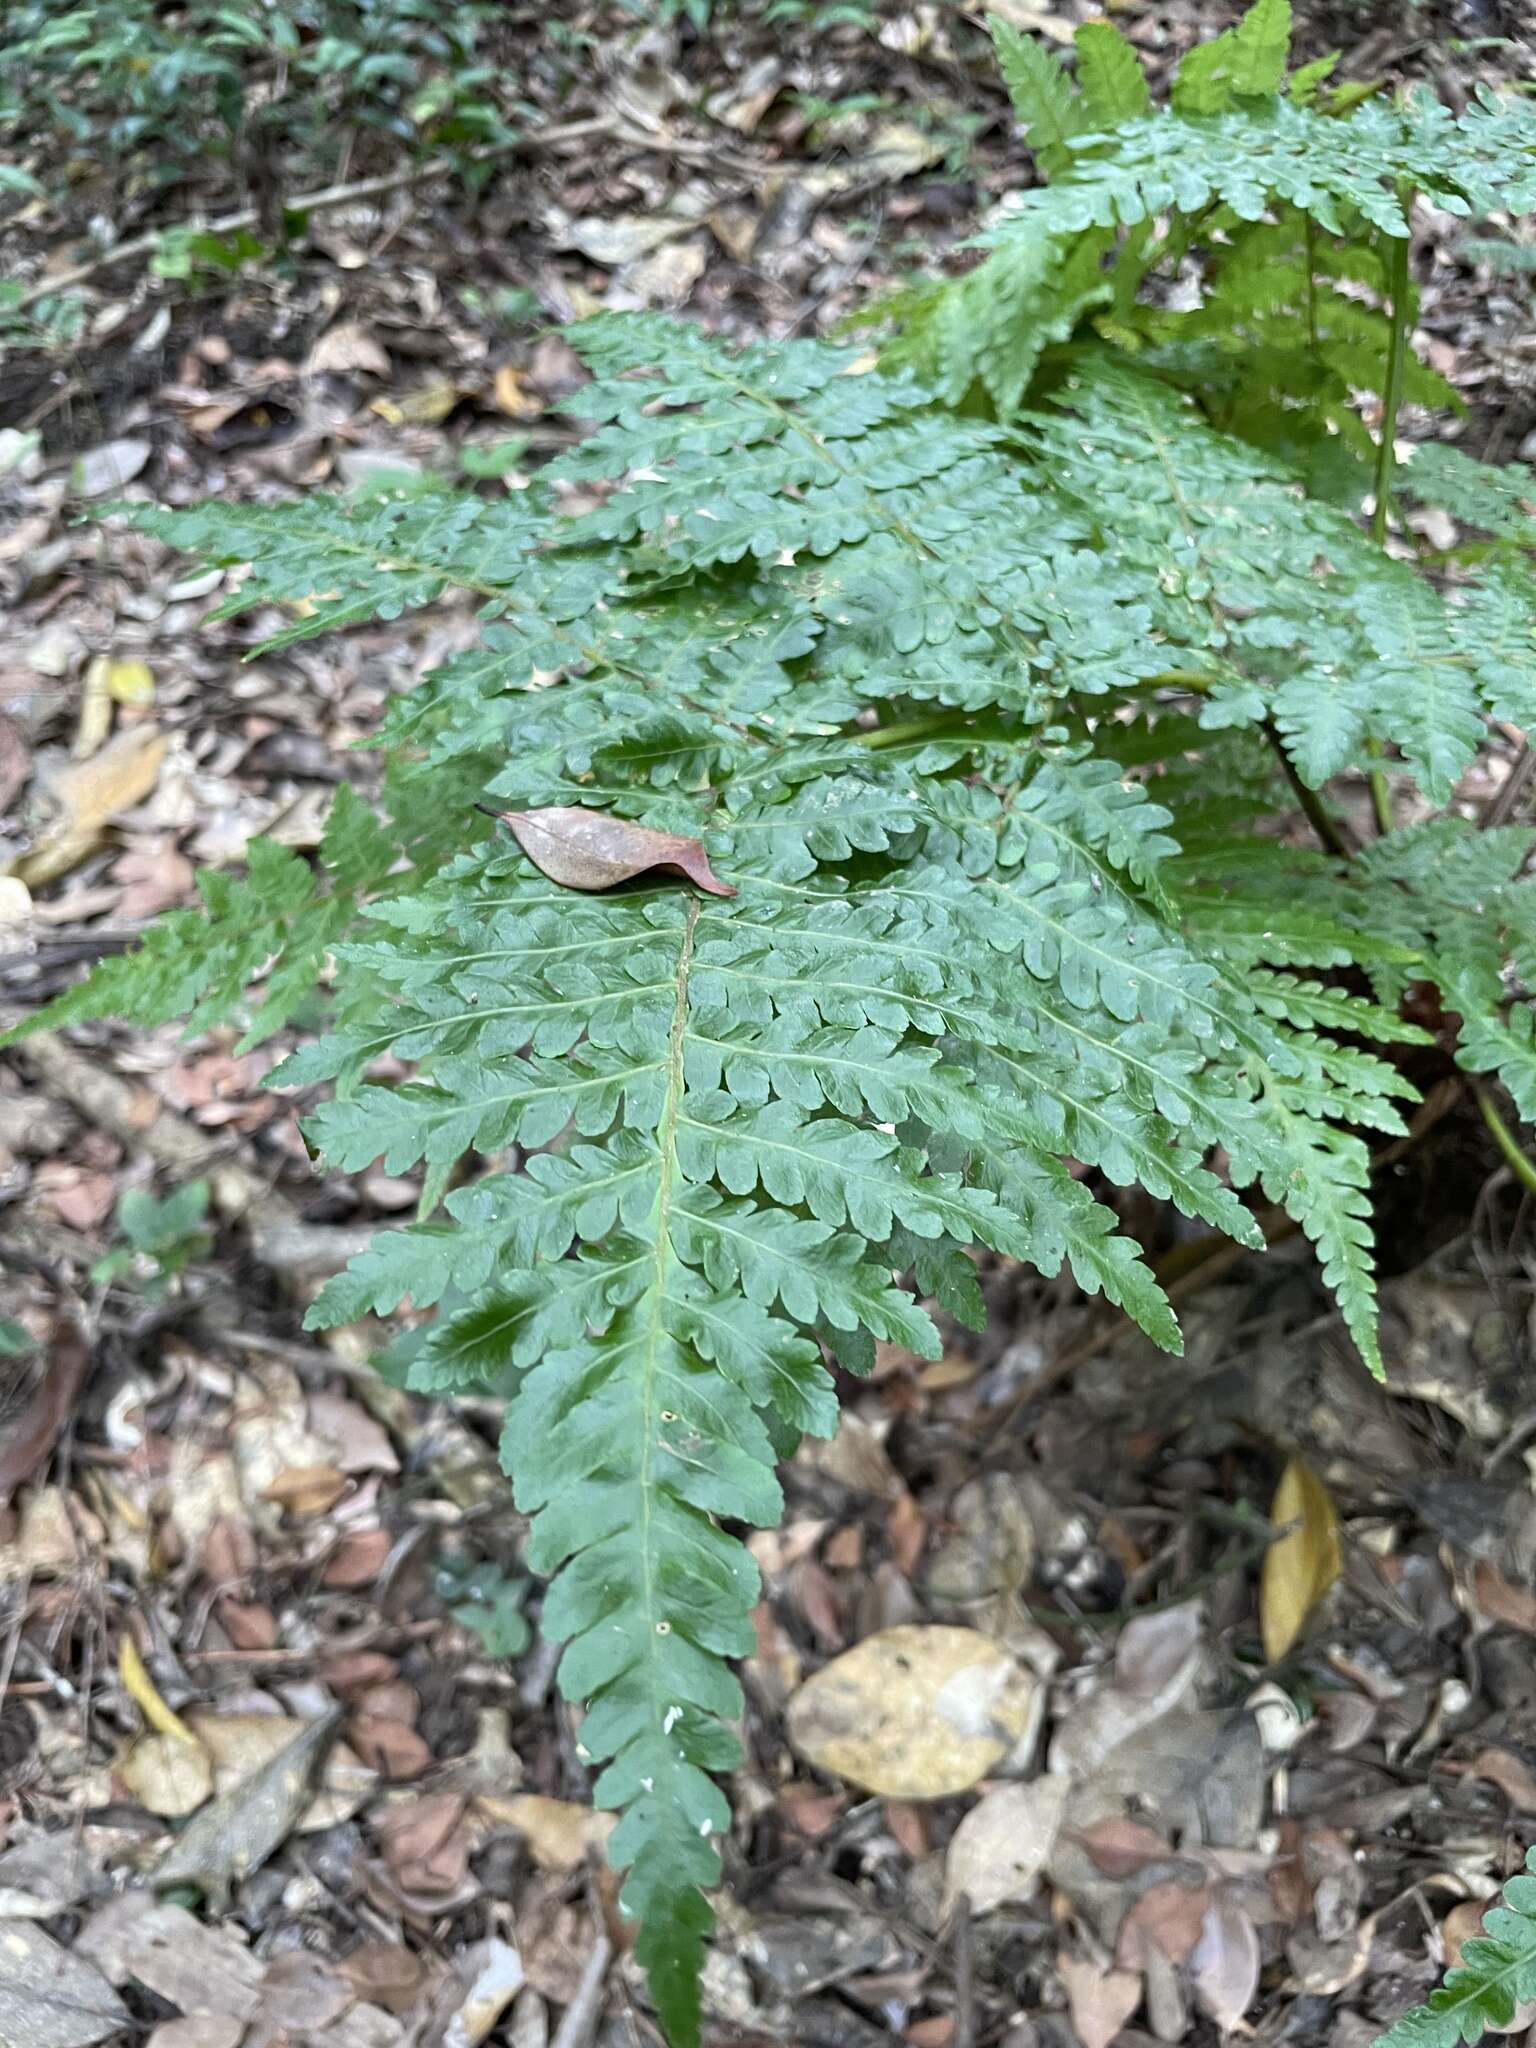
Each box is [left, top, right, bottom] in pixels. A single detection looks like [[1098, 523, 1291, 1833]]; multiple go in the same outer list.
[[7, 6, 1536, 2041], [1, 0, 511, 205]]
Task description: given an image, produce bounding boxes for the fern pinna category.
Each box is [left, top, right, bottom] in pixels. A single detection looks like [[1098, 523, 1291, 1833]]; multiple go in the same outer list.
[[8, 6, 1536, 2040]]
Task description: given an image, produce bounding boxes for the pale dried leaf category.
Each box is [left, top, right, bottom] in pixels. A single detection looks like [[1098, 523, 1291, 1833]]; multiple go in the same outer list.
[[118, 1731, 214, 1818], [14, 725, 167, 887], [1058, 1953, 1141, 2048], [1190, 1894, 1261, 2034], [941, 1776, 1068, 1917], [71, 439, 151, 499], [0, 1921, 128, 2048]]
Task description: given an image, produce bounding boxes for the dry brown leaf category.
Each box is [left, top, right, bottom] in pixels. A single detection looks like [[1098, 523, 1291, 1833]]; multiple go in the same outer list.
[[146, 2018, 246, 2048], [786, 1624, 1039, 1798], [323, 1525, 392, 1586], [349, 1715, 432, 1783], [14, 724, 167, 887], [1262, 1458, 1342, 1662], [378, 1792, 470, 1896], [442, 1938, 526, 2048], [110, 844, 193, 921], [1471, 1560, 1536, 1634], [1058, 1953, 1141, 2048], [71, 438, 151, 499], [1117, 1881, 1213, 1968], [186, 1710, 374, 1828], [489, 805, 735, 898], [342, 1944, 427, 2016], [941, 1775, 1068, 1918], [74, 1897, 262, 2023], [927, 1472, 1038, 1604], [1070, 1816, 1175, 1880], [1467, 1746, 1536, 1813], [0, 1317, 89, 1507]]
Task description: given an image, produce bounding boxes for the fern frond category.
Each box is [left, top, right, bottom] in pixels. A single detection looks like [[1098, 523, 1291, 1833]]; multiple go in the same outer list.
[[1376, 1851, 1536, 2048]]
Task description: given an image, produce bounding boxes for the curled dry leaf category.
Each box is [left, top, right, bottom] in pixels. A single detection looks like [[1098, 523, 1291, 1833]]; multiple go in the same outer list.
[[489, 806, 735, 898], [1261, 1457, 1342, 1663], [941, 1775, 1068, 1918]]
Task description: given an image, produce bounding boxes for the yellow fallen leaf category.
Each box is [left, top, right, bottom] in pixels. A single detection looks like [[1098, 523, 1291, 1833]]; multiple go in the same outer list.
[[786, 1625, 1039, 1798], [371, 380, 461, 426], [120, 1630, 201, 1747], [107, 657, 155, 707], [1261, 1456, 1342, 1662], [73, 655, 114, 759], [492, 364, 543, 421]]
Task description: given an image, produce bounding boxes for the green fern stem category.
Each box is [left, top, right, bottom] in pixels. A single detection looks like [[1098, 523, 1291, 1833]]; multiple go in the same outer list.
[[1365, 202, 1416, 838], [1476, 1086, 1536, 1196]]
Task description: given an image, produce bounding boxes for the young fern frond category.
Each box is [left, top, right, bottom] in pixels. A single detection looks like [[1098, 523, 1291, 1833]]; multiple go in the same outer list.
[[1376, 1851, 1536, 2048], [8, 5, 1536, 2039]]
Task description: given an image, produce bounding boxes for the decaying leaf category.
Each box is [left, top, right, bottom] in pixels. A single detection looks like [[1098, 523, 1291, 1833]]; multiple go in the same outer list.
[[941, 1775, 1068, 1918], [1261, 1457, 1342, 1662], [786, 1625, 1039, 1798], [488, 806, 735, 898], [0, 1316, 90, 1507], [152, 1709, 343, 1905], [0, 1920, 129, 2048]]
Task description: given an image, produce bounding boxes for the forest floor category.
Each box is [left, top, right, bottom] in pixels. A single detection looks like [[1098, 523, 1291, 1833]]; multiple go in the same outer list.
[[4, 5, 1536, 2048]]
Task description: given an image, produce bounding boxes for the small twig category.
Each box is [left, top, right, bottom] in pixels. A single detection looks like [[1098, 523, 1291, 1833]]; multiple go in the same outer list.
[[15, 115, 615, 312], [1481, 739, 1536, 829], [549, 1934, 613, 2048], [953, 1895, 976, 2048]]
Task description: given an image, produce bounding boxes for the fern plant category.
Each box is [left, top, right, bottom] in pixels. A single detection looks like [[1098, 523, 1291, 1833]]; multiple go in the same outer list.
[[1377, 1851, 1536, 2048], [6, 6, 1536, 2040]]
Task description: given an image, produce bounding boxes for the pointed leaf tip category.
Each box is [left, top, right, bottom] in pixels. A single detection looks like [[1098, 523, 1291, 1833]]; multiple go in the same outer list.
[[490, 805, 736, 897]]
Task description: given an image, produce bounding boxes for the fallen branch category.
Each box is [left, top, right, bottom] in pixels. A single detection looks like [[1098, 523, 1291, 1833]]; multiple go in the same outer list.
[[15, 115, 616, 312]]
